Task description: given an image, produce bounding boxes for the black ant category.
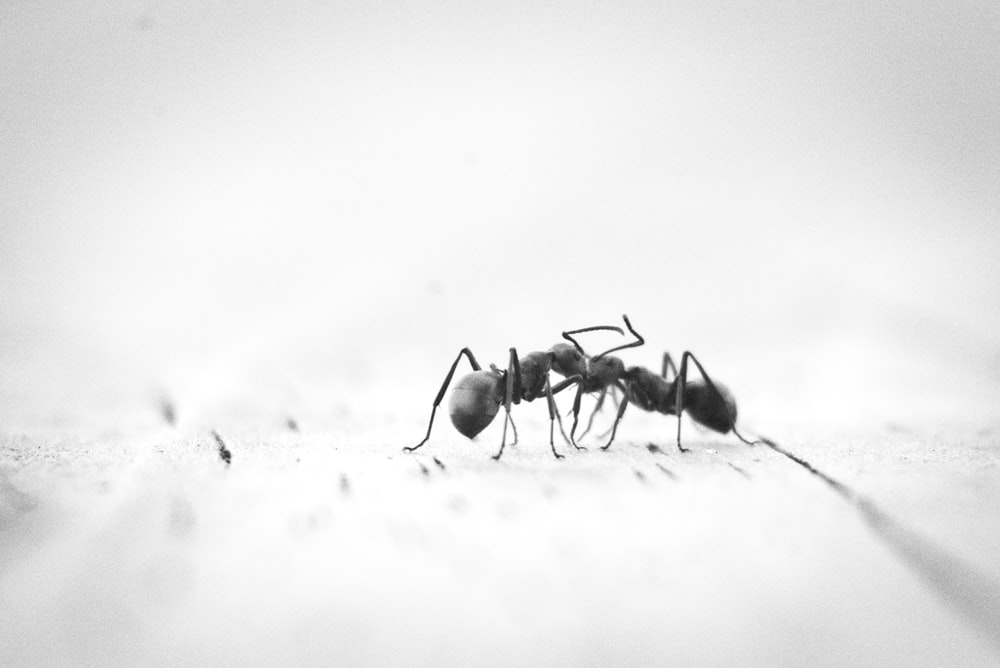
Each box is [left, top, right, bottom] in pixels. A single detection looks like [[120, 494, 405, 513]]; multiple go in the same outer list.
[[555, 317, 646, 447], [405, 328, 623, 461], [563, 315, 757, 453]]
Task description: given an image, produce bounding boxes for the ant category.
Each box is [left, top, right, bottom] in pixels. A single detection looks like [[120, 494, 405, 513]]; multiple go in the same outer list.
[[405, 328, 624, 461], [562, 315, 757, 453], [555, 317, 646, 447]]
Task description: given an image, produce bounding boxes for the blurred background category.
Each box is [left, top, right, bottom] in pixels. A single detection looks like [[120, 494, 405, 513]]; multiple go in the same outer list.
[[2, 0, 999, 432]]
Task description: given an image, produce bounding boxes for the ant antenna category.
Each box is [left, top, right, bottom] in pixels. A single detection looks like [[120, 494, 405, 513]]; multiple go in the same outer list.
[[562, 324, 624, 356], [591, 315, 644, 360]]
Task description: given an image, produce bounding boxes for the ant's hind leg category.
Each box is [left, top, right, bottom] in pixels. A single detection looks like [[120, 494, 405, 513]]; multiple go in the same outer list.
[[406, 347, 481, 452]]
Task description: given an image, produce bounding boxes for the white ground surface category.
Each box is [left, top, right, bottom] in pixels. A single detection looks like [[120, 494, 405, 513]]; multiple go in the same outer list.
[[2, 393, 999, 667]]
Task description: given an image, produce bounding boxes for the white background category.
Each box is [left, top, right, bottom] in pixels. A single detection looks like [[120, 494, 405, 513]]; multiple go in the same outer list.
[[3, 1, 998, 431]]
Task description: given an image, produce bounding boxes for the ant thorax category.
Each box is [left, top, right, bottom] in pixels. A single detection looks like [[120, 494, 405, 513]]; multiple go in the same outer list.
[[624, 366, 675, 413]]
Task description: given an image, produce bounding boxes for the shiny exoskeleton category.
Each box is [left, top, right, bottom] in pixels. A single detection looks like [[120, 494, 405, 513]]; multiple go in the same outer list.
[[405, 330, 621, 460], [566, 316, 757, 452]]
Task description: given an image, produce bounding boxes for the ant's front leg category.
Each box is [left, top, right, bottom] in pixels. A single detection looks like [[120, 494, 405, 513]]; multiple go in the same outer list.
[[579, 385, 623, 441], [542, 377, 566, 459], [406, 347, 481, 453], [492, 348, 518, 461], [578, 386, 608, 441], [549, 375, 584, 449], [568, 383, 586, 447], [600, 381, 630, 451]]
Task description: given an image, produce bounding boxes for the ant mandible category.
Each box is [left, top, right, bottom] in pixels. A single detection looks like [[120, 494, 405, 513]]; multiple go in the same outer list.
[[563, 315, 758, 453], [404, 327, 623, 460]]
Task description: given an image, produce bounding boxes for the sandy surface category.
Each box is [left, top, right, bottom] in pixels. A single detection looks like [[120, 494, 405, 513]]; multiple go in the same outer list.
[[2, 398, 999, 667]]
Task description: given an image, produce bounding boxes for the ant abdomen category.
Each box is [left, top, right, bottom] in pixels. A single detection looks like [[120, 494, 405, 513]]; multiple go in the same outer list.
[[448, 371, 503, 438], [684, 380, 738, 433]]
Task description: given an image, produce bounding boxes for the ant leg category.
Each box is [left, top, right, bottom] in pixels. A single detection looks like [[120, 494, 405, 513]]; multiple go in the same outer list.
[[509, 349, 522, 446], [601, 381, 630, 451], [406, 347, 481, 452], [674, 355, 691, 453], [594, 386, 623, 440], [568, 383, 586, 446], [543, 377, 566, 459], [578, 387, 608, 440], [547, 374, 582, 447], [549, 375, 583, 449], [493, 348, 518, 460], [661, 352, 677, 381], [580, 384, 621, 440], [550, 376, 581, 395]]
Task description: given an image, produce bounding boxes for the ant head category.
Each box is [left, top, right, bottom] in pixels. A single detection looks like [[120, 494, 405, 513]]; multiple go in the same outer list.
[[588, 355, 625, 382], [549, 343, 587, 377]]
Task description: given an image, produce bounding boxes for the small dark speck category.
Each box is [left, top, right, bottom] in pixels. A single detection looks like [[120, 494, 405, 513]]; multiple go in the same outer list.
[[646, 443, 664, 455], [160, 398, 176, 426], [417, 461, 430, 477], [655, 463, 678, 480], [211, 430, 231, 466], [287, 417, 300, 432], [339, 474, 350, 495], [634, 469, 647, 483], [728, 462, 750, 479], [433, 457, 447, 471]]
